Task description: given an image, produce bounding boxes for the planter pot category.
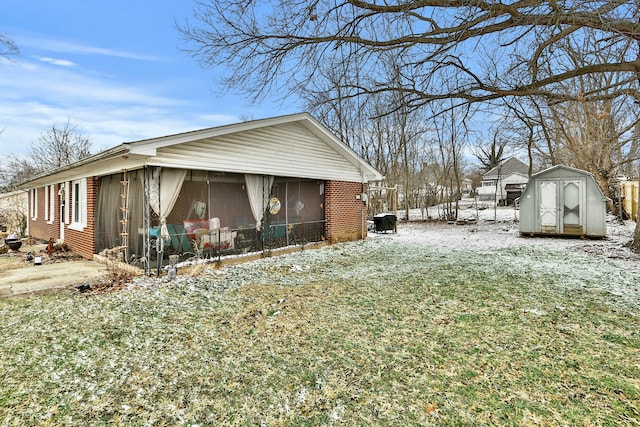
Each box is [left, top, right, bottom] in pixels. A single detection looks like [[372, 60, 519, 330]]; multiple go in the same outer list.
[[5, 238, 22, 251]]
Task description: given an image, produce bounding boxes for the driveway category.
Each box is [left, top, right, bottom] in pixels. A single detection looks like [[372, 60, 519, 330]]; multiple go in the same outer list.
[[0, 260, 108, 296]]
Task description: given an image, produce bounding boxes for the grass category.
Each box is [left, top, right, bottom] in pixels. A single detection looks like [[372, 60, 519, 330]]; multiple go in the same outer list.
[[0, 239, 639, 426], [0, 255, 29, 273]]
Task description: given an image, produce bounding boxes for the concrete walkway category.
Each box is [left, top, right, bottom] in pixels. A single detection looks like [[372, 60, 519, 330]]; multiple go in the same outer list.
[[0, 260, 108, 296]]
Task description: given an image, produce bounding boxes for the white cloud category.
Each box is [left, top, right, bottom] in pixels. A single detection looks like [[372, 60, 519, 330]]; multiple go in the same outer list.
[[0, 57, 240, 157], [37, 56, 77, 67], [0, 29, 292, 160], [16, 32, 165, 62], [0, 58, 178, 106]]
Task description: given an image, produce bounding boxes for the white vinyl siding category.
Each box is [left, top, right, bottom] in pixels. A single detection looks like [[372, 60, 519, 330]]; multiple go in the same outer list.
[[149, 122, 369, 182], [18, 115, 382, 190]]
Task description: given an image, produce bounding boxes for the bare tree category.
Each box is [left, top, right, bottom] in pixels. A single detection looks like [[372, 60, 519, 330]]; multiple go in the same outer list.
[[473, 130, 509, 172], [0, 121, 92, 191], [0, 34, 18, 59], [300, 51, 433, 217], [0, 34, 18, 136], [180, 0, 639, 108], [30, 120, 92, 170], [180, 0, 640, 248], [428, 100, 469, 220]]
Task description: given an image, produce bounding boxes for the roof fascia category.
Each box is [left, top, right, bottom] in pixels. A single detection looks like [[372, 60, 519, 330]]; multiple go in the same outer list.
[[18, 150, 148, 189]]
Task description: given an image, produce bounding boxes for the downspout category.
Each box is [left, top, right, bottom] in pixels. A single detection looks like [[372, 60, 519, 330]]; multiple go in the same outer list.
[[361, 171, 367, 240], [362, 180, 366, 240]]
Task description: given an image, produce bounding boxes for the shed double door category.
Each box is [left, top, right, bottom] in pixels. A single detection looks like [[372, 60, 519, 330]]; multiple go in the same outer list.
[[538, 179, 584, 235]]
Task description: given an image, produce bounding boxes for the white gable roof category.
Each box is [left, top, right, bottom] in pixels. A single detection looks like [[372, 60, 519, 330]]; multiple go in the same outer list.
[[20, 113, 383, 188]]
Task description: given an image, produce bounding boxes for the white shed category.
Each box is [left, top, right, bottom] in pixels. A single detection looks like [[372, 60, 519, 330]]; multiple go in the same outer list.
[[519, 165, 608, 238]]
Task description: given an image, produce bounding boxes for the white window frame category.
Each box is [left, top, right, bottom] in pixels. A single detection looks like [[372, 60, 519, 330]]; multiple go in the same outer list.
[[44, 185, 49, 221], [45, 185, 55, 224], [30, 188, 38, 220], [50, 185, 56, 223], [62, 182, 70, 224], [69, 178, 87, 231]]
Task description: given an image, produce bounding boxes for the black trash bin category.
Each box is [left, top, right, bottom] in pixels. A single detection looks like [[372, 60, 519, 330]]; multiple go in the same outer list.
[[373, 213, 396, 233]]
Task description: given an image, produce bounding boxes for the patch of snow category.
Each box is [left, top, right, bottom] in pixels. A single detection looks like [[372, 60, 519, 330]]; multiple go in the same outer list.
[[377, 205, 640, 276], [523, 308, 548, 316], [131, 203, 639, 312]]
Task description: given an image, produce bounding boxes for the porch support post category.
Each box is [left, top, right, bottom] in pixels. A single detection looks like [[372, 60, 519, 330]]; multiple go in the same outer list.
[[143, 166, 151, 275]]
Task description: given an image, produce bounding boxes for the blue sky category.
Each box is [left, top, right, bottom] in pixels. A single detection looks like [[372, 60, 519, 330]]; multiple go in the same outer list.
[[0, 1, 300, 157]]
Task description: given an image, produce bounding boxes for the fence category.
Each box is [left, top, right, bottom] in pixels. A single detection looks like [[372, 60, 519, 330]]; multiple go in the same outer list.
[[621, 181, 639, 221]]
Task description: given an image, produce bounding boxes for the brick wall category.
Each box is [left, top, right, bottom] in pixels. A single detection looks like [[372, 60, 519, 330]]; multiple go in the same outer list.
[[325, 180, 368, 243], [63, 177, 99, 259], [28, 178, 99, 260], [27, 186, 60, 243]]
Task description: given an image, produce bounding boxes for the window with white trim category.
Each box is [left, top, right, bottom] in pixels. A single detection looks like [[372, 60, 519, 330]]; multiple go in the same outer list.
[[50, 185, 56, 222], [44, 185, 49, 221], [69, 179, 87, 231], [61, 182, 70, 224], [44, 185, 55, 223], [30, 188, 38, 220]]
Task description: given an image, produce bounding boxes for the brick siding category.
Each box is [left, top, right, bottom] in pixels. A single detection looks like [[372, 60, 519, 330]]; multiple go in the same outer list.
[[27, 186, 59, 244], [28, 178, 99, 260], [325, 180, 368, 243], [63, 177, 99, 259]]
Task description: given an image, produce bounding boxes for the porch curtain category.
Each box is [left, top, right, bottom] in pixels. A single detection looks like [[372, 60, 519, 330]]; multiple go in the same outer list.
[[148, 167, 187, 239], [245, 174, 274, 229], [95, 170, 144, 257], [95, 174, 121, 252]]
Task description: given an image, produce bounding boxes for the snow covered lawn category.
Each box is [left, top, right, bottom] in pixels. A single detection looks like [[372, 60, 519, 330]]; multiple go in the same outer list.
[[1, 212, 638, 425]]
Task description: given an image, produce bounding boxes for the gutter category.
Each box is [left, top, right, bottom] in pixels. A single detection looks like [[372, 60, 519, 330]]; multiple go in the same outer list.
[[17, 144, 129, 189]]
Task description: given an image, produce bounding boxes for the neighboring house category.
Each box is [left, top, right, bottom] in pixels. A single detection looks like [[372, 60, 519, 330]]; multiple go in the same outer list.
[[461, 178, 473, 196], [18, 113, 383, 271], [0, 190, 28, 235], [519, 165, 608, 238], [476, 157, 530, 205]]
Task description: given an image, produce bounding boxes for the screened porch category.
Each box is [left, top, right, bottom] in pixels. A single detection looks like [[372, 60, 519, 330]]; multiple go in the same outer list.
[[95, 167, 326, 274]]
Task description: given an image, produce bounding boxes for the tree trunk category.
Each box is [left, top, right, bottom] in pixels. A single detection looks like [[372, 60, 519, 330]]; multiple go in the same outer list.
[[631, 37, 640, 252], [631, 181, 640, 252], [633, 212, 640, 251]]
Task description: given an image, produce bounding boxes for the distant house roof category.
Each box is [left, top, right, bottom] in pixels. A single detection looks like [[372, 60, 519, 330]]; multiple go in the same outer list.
[[483, 157, 530, 180]]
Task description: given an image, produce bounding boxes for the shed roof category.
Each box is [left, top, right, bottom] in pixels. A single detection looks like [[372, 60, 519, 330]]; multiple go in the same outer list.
[[19, 113, 383, 188], [529, 164, 591, 179], [525, 165, 609, 200]]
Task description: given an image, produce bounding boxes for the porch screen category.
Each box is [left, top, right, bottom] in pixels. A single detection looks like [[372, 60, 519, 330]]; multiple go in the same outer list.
[[244, 174, 274, 229], [149, 167, 187, 238]]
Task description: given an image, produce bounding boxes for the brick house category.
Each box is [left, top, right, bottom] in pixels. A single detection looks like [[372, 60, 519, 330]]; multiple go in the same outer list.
[[19, 113, 383, 272]]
